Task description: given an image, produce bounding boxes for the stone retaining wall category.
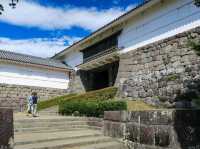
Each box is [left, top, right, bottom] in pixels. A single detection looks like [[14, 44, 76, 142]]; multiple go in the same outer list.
[[0, 83, 69, 111], [116, 27, 200, 105], [104, 110, 200, 149], [0, 108, 13, 149]]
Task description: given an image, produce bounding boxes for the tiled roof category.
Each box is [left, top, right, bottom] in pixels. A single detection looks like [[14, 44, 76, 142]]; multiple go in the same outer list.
[[0, 49, 71, 70]]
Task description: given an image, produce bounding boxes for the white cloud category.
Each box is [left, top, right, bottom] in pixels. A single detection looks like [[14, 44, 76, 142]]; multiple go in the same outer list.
[[0, 0, 129, 31], [126, 4, 138, 11], [0, 36, 82, 58]]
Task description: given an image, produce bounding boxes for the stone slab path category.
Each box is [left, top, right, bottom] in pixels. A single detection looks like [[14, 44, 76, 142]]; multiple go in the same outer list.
[[14, 112, 125, 149]]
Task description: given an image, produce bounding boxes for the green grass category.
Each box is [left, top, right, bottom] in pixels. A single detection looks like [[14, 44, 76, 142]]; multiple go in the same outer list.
[[61, 87, 118, 102], [38, 87, 118, 111], [127, 100, 157, 111], [166, 74, 179, 81], [38, 93, 77, 111]]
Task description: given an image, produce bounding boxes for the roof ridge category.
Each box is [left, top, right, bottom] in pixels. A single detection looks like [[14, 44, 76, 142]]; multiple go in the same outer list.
[[0, 49, 72, 70], [0, 49, 53, 61], [0, 49, 61, 63]]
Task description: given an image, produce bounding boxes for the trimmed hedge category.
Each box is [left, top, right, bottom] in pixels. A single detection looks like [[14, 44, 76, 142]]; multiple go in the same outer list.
[[63, 87, 118, 102], [59, 100, 127, 117], [38, 87, 118, 111], [38, 93, 77, 110]]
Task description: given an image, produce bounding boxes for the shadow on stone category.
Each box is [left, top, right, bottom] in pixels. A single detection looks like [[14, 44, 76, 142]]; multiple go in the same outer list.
[[174, 110, 200, 149], [0, 108, 14, 149]]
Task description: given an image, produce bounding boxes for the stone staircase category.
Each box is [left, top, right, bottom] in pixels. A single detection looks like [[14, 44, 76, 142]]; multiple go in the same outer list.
[[38, 106, 59, 116], [14, 113, 125, 149]]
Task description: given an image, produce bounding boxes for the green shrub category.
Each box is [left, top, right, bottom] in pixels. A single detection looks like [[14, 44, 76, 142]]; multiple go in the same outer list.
[[59, 100, 127, 117], [188, 40, 200, 56], [38, 87, 117, 111], [194, 0, 200, 7], [166, 74, 179, 81], [38, 93, 77, 111], [61, 87, 118, 102]]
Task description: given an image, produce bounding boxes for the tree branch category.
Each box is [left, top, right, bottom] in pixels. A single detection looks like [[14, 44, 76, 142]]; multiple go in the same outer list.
[[194, 0, 200, 7], [0, 0, 19, 15]]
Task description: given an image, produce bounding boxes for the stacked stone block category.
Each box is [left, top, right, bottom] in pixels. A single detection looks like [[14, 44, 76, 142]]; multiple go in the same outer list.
[[0, 108, 13, 149], [116, 27, 200, 105], [104, 110, 200, 149], [0, 83, 69, 111]]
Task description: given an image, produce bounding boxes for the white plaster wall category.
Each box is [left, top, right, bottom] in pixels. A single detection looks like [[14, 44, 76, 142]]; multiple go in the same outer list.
[[119, 0, 200, 53], [0, 64, 69, 89], [63, 51, 83, 70]]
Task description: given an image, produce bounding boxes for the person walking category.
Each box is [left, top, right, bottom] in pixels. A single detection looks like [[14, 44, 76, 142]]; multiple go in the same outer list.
[[19, 97, 25, 112], [27, 93, 33, 116], [31, 92, 38, 117]]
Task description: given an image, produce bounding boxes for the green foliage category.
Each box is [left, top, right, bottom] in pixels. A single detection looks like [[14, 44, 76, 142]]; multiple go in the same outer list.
[[37, 93, 77, 110], [166, 74, 179, 81], [0, 0, 19, 15], [62, 87, 118, 102], [38, 87, 117, 111], [59, 100, 127, 117], [58, 87, 123, 117], [194, 0, 200, 7], [188, 40, 200, 56]]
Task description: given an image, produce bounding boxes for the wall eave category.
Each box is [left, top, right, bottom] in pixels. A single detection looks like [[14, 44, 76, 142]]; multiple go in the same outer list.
[[0, 59, 73, 73], [52, 0, 160, 59]]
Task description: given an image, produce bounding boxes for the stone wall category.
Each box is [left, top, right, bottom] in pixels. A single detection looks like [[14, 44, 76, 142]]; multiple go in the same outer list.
[[0, 108, 14, 149], [116, 27, 200, 105], [0, 83, 69, 111], [68, 71, 86, 93], [104, 110, 200, 149]]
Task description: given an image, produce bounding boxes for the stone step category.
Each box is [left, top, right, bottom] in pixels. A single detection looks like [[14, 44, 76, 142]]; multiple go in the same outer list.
[[14, 113, 116, 149], [37, 112, 58, 116], [15, 125, 102, 133], [14, 116, 88, 123], [14, 121, 90, 128], [68, 141, 126, 149], [39, 111, 58, 114], [15, 128, 89, 135], [15, 130, 102, 146], [39, 106, 58, 112], [15, 136, 114, 149]]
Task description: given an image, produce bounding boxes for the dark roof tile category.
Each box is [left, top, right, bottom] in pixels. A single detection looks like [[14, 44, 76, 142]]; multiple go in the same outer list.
[[0, 49, 71, 70]]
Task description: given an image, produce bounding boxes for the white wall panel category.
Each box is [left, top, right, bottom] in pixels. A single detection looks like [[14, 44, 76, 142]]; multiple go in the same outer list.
[[0, 64, 69, 89], [119, 0, 200, 53]]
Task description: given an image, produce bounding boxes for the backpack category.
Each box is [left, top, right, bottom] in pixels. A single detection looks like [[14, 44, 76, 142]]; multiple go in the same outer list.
[[32, 96, 38, 104]]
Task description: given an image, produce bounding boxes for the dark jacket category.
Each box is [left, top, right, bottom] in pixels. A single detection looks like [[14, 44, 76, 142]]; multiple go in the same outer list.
[[32, 96, 38, 104]]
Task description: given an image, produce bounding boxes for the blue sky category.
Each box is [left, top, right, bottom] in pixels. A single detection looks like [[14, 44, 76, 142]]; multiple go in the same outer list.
[[0, 0, 143, 57]]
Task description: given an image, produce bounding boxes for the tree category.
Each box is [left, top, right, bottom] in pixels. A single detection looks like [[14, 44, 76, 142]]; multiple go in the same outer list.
[[0, 0, 19, 15], [194, 0, 200, 7], [188, 40, 200, 56]]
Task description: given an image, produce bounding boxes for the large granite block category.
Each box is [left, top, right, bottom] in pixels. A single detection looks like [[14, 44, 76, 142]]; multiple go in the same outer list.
[[155, 126, 171, 147], [126, 122, 140, 142], [139, 125, 155, 145], [104, 111, 128, 122], [103, 121, 126, 138], [104, 110, 200, 149], [0, 108, 14, 149]]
